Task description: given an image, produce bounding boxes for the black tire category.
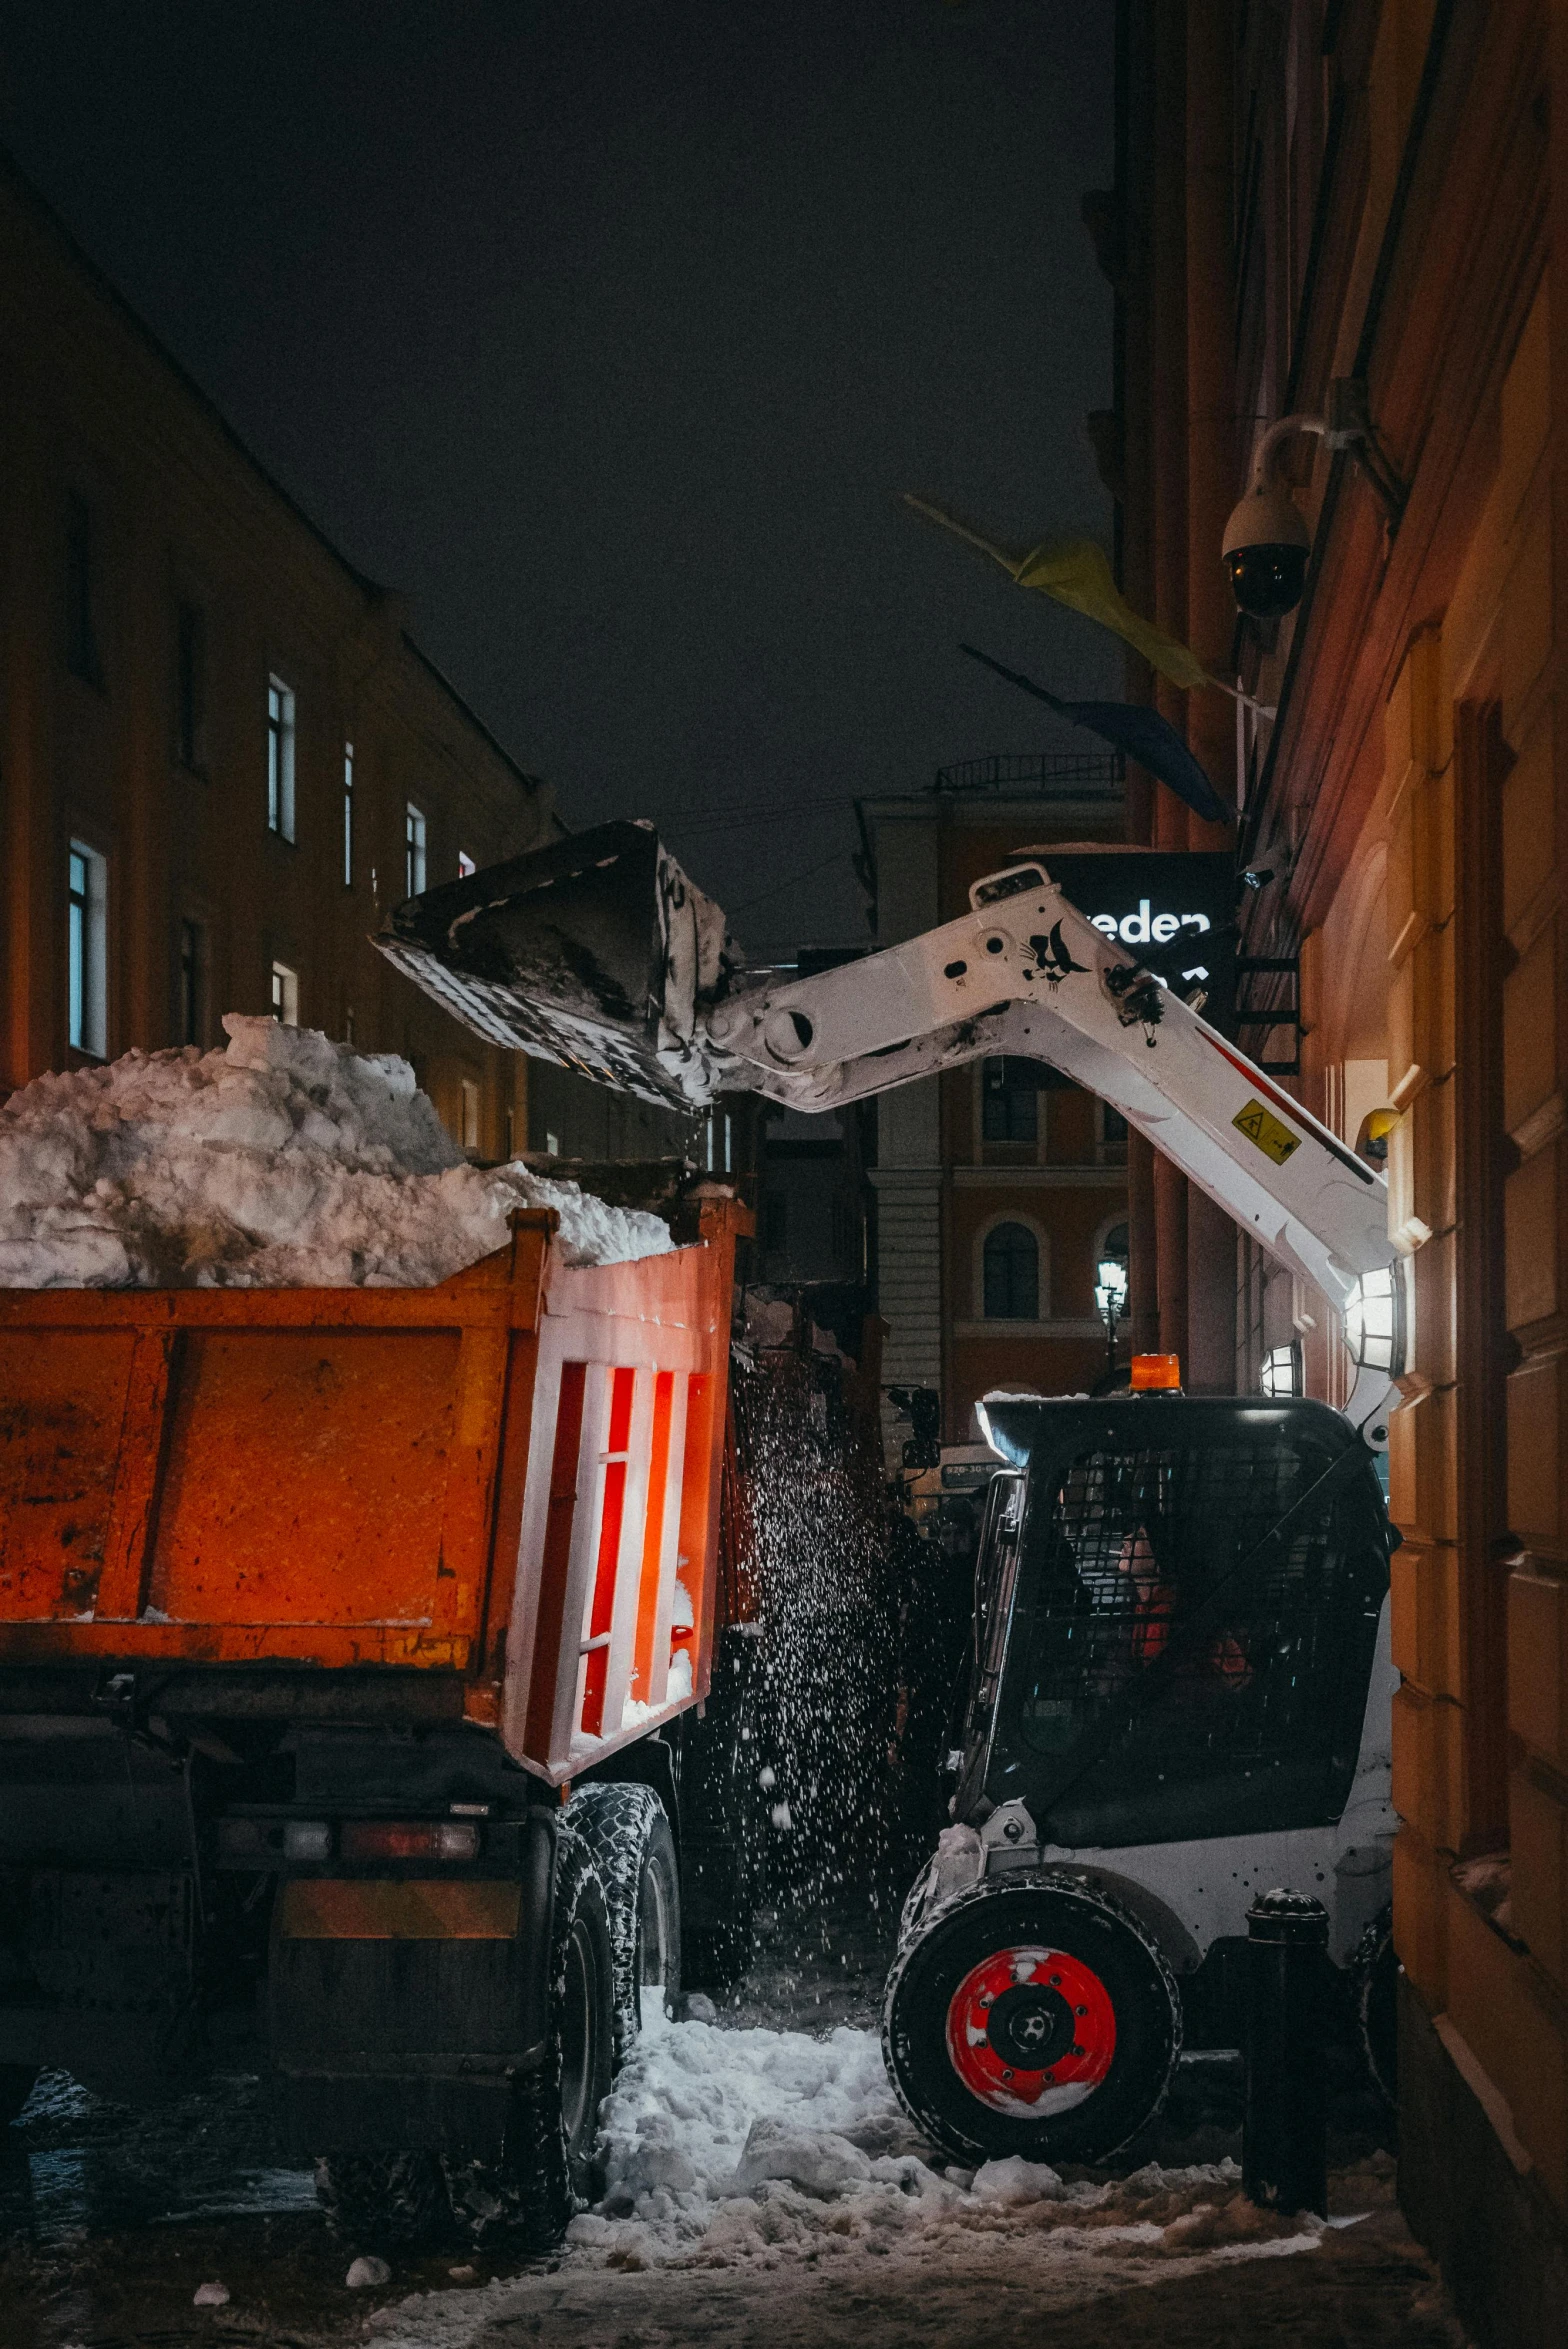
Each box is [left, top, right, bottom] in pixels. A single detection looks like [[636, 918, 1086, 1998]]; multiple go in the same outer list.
[[314, 2150, 448, 2250], [445, 1824, 615, 2251], [0, 2065, 37, 2126], [1354, 1905, 1398, 2108], [882, 1872, 1182, 2166], [567, 1783, 682, 2056]]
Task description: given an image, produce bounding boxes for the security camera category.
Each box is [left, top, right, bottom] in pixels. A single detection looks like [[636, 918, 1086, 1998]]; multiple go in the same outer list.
[[1222, 476, 1311, 619]]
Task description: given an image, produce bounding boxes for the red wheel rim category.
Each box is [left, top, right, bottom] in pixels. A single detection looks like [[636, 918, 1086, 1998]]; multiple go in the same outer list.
[[945, 1943, 1116, 2116]]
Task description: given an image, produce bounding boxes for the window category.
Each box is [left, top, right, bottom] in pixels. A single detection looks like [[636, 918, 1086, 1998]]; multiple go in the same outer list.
[[983, 1222, 1039, 1320], [270, 961, 299, 1026], [460, 1078, 481, 1153], [267, 676, 296, 840], [175, 601, 205, 769], [982, 1057, 1040, 1145], [763, 1194, 788, 1254], [67, 841, 108, 1056], [405, 803, 427, 898], [178, 918, 204, 1047], [1098, 1102, 1129, 1163], [342, 743, 354, 885], [65, 493, 103, 686], [458, 849, 477, 879]]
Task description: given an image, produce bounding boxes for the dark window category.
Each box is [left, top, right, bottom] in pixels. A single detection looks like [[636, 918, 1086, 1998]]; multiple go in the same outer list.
[[178, 919, 204, 1046], [983, 1222, 1039, 1319], [175, 601, 205, 768], [1102, 1106, 1128, 1147], [982, 1056, 1039, 1143], [65, 494, 103, 685], [267, 676, 296, 840], [762, 1194, 787, 1253], [1009, 1428, 1389, 1846]]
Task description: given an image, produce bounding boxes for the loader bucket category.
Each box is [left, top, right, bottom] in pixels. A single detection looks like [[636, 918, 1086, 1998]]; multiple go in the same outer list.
[[376, 820, 736, 1110]]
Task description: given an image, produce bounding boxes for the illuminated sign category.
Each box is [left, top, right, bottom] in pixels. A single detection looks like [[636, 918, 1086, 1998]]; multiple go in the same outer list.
[[1023, 851, 1237, 1031]]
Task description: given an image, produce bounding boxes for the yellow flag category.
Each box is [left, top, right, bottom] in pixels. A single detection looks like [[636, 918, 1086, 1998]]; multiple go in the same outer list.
[[902, 494, 1213, 694]]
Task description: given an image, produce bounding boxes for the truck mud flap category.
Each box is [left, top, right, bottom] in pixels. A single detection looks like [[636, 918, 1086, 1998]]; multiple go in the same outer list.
[[267, 1822, 555, 2160]]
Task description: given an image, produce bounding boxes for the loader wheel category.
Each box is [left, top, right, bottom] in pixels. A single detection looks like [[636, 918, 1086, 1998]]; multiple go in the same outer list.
[[314, 2150, 448, 2250], [882, 1873, 1181, 2165], [445, 1824, 615, 2250], [567, 1783, 682, 2056]]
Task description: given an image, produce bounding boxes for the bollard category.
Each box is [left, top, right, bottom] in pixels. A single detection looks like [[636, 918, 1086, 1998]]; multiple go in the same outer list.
[[1243, 1886, 1330, 2217]]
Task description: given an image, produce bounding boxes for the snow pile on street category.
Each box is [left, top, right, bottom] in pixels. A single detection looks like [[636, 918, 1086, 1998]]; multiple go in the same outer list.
[[371, 2011, 1388, 2347], [0, 1017, 672, 1287]]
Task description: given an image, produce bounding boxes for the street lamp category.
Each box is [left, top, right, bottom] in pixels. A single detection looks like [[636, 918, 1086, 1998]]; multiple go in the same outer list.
[[1095, 1254, 1129, 1382]]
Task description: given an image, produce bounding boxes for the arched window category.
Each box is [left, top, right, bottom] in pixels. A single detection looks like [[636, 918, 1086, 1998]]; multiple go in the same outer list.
[[983, 1222, 1039, 1320]]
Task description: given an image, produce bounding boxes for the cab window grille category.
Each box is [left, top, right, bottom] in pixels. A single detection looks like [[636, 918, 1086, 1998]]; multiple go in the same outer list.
[[1009, 1431, 1387, 1848]]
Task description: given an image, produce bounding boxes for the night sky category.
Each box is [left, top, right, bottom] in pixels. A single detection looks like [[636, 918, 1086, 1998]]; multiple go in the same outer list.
[[0, 1, 1115, 950]]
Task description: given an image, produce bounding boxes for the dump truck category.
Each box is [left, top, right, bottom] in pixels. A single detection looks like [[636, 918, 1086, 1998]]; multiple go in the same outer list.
[[0, 1190, 752, 2243], [379, 821, 1405, 2163]]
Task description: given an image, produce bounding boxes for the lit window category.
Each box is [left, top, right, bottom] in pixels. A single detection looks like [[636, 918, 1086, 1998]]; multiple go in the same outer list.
[[179, 918, 204, 1047], [65, 493, 103, 686], [342, 743, 354, 886], [405, 803, 427, 897], [267, 676, 296, 840], [983, 1223, 1039, 1320], [457, 850, 477, 879], [175, 601, 205, 769], [460, 1078, 481, 1153], [67, 841, 108, 1056], [270, 961, 299, 1026]]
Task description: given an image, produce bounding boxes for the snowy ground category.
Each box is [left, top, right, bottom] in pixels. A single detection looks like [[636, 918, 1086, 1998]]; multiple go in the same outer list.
[[1, 1908, 1467, 2349]]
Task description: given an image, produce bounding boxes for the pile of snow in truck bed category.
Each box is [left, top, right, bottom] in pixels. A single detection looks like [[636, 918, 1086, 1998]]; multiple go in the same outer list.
[[0, 1017, 672, 1287]]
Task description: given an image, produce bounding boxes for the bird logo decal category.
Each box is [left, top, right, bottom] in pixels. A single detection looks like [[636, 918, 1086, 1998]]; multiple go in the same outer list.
[[1029, 923, 1090, 990]]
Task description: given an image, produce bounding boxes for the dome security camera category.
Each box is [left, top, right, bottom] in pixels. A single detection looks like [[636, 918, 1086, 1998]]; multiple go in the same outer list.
[[1222, 475, 1311, 619]]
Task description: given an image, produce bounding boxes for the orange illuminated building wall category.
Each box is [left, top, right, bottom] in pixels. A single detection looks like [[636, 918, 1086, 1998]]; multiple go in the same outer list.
[[1101, 6, 1568, 2339]]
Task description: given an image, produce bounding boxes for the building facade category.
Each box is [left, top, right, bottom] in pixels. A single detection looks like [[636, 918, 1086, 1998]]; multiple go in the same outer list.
[[1099, 6, 1568, 2336], [0, 156, 555, 1157]]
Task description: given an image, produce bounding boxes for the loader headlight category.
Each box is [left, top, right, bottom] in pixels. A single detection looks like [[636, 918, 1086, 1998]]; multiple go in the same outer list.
[[1343, 1266, 1405, 1377]]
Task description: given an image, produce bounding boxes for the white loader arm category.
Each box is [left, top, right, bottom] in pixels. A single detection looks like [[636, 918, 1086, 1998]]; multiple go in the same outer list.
[[376, 827, 1399, 1432], [706, 860, 1399, 1433]]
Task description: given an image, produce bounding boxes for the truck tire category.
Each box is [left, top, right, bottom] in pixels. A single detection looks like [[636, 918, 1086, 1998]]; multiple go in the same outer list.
[[567, 1784, 681, 2055], [882, 1872, 1182, 2166], [314, 2150, 448, 2249], [445, 1825, 615, 2250], [0, 2065, 37, 2126]]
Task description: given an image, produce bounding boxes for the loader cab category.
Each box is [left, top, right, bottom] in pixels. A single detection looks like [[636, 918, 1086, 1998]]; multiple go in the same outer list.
[[955, 1394, 1392, 1851]]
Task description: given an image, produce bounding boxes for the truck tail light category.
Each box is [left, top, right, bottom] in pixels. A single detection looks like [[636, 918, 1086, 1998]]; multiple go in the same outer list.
[[1130, 1353, 1182, 1391], [338, 1821, 482, 1862], [282, 1821, 333, 1861]]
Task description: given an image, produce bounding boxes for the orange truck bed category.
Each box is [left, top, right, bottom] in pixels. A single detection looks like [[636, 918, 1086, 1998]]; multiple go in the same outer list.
[[0, 1195, 745, 1783]]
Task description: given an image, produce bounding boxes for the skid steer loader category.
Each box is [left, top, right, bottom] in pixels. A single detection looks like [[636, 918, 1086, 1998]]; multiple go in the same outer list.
[[378, 820, 1405, 2164]]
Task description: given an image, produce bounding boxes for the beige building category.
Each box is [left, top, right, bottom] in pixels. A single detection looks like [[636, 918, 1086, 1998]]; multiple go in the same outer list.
[[0, 153, 555, 1156]]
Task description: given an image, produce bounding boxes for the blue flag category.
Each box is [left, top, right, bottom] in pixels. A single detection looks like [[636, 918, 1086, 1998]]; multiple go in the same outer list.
[[958, 643, 1232, 828]]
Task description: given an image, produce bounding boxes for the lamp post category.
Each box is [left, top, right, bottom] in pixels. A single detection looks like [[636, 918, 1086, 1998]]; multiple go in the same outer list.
[[1094, 1255, 1129, 1382]]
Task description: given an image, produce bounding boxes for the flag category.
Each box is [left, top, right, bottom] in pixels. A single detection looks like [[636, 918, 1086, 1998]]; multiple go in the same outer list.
[[958, 643, 1232, 827], [904, 494, 1214, 694]]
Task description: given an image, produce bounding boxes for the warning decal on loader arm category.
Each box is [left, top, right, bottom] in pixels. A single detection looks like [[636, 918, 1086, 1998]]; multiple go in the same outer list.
[[1232, 1098, 1301, 1165]]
